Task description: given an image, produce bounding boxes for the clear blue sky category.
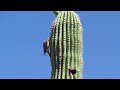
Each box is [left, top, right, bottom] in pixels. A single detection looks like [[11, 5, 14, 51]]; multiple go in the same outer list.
[[0, 11, 120, 79]]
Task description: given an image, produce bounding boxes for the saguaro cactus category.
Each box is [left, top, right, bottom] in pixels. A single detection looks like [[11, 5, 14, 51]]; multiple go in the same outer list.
[[45, 11, 83, 79]]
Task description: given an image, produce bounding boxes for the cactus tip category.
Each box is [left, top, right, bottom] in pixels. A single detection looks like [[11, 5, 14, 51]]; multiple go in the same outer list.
[[53, 11, 60, 16]]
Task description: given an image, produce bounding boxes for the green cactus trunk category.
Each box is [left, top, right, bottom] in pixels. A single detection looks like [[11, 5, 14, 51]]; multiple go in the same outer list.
[[49, 11, 83, 79]]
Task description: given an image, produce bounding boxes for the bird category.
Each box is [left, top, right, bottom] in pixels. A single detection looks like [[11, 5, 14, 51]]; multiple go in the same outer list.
[[43, 37, 51, 57]]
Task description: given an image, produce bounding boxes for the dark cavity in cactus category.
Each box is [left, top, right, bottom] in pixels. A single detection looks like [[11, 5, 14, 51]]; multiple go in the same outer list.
[[44, 11, 83, 79]]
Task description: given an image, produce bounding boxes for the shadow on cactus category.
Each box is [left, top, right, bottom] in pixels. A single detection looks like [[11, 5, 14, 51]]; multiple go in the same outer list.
[[43, 11, 83, 79]]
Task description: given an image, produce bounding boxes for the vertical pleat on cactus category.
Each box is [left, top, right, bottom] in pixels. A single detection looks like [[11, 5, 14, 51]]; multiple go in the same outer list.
[[49, 11, 83, 79]]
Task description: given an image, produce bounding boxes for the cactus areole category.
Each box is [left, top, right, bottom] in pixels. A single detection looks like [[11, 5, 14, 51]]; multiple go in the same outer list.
[[48, 11, 83, 79]]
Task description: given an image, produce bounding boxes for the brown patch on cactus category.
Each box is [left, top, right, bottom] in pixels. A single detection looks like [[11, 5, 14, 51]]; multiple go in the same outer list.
[[69, 68, 76, 79], [69, 69, 76, 75]]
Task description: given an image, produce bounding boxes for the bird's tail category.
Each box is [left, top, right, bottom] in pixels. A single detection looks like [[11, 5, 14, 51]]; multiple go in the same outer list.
[[47, 51, 51, 58]]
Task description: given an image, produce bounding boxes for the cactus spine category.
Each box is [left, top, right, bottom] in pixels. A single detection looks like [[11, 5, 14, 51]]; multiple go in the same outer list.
[[49, 11, 83, 79]]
